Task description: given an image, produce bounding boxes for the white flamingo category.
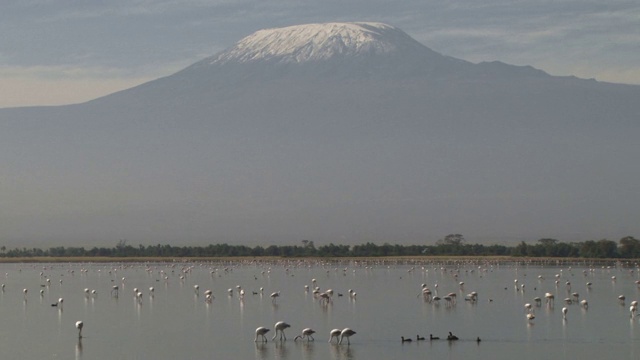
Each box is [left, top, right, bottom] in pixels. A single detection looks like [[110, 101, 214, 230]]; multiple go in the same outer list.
[[545, 292, 555, 305], [329, 329, 342, 343], [76, 321, 84, 338], [255, 327, 270, 342], [294, 328, 316, 341], [339, 328, 356, 345], [272, 321, 290, 341]]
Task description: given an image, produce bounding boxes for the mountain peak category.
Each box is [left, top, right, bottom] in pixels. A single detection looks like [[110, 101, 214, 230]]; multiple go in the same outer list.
[[208, 22, 432, 65]]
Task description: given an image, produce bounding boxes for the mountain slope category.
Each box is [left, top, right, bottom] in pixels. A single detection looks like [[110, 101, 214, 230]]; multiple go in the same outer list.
[[0, 22, 639, 247]]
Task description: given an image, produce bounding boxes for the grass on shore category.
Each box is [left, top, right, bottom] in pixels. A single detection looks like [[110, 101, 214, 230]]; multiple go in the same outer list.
[[0, 255, 619, 264]]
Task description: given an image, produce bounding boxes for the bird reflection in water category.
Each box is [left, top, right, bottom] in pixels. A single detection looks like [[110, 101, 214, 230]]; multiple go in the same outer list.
[[254, 342, 268, 359], [273, 340, 290, 360], [75, 338, 83, 360], [329, 342, 355, 360]]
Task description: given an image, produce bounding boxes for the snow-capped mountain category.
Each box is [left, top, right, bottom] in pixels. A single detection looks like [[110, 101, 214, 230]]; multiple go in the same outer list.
[[0, 22, 639, 248], [209, 22, 440, 64]]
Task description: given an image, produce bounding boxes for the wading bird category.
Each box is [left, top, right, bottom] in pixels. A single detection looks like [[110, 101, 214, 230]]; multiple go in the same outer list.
[[329, 329, 342, 343], [294, 328, 316, 341], [255, 327, 270, 342], [76, 321, 84, 338], [272, 321, 290, 341], [339, 328, 356, 345]]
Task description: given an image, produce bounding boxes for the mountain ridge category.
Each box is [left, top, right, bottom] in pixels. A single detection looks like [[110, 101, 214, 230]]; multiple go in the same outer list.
[[0, 22, 638, 248]]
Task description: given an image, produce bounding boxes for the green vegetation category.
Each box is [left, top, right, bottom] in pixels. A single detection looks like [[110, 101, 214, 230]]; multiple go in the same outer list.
[[1, 235, 639, 259]]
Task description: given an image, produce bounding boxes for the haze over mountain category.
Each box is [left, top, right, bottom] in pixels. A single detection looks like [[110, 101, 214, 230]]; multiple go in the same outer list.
[[1, 22, 638, 248]]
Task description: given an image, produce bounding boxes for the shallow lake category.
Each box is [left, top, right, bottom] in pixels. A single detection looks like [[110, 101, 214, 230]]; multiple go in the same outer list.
[[0, 259, 638, 359]]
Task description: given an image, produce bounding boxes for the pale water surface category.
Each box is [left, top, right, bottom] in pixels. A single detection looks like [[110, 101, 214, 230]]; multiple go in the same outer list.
[[0, 259, 638, 359]]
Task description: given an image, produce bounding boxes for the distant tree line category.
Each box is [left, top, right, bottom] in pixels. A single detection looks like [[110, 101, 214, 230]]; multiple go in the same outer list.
[[0, 235, 639, 259]]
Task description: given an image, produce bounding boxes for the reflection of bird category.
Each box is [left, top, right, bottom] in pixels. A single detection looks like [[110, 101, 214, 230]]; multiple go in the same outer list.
[[272, 321, 290, 341], [401, 336, 412, 343], [76, 321, 84, 338], [294, 328, 316, 341], [255, 327, 270, 342], [339, 328, 356, 345], [447, 332, 458, 341], [329, 329, 342, 343]]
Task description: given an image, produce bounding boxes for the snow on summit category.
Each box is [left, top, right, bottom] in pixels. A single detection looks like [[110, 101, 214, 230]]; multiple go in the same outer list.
[[211, 22, 425, 65]]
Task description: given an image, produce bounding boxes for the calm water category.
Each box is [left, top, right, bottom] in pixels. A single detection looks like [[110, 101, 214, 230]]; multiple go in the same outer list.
[[0, 259, 639, 359]]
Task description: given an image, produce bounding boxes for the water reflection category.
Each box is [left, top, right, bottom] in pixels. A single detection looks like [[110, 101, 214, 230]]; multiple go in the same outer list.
[[329, 344, 355, 360], [273, 340, 290, 360], [75, 338, 83, 360], [254, 342, 269, 359], [1, 260, 640, 359]]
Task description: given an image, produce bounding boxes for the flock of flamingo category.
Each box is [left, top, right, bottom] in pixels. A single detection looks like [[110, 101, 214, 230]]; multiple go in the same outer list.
[[2, 259, 639, 353], [253, 322, 356, 344]]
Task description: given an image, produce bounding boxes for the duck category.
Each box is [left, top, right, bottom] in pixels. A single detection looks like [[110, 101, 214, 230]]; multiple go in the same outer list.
[[447, 332, 459, 341], [401, 336, 412, 343], [417, 335, 425, 341]]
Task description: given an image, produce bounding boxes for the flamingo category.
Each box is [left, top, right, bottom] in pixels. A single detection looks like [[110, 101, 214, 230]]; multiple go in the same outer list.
[[53, 297, 63, 309], [270, 291, 280, 303], [255, 327, 270, 342], [329, 329, 342, 343], [339, 328, 356, 344], [318, 292, 331, 304], [562, 307, 568, 320], [527, 313, 536, 321], [76, 321, 84, 338], [545, 292, 555, 305], [294, 328, 316, 341], [272, 321, 290, 341]]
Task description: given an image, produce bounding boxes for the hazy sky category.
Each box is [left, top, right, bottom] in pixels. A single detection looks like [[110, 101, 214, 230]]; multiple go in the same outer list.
[[1, 0, 639, 108]]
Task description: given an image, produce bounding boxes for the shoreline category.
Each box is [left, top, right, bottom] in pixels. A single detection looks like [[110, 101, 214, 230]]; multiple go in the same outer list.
[[0, 255, 629, 264]]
